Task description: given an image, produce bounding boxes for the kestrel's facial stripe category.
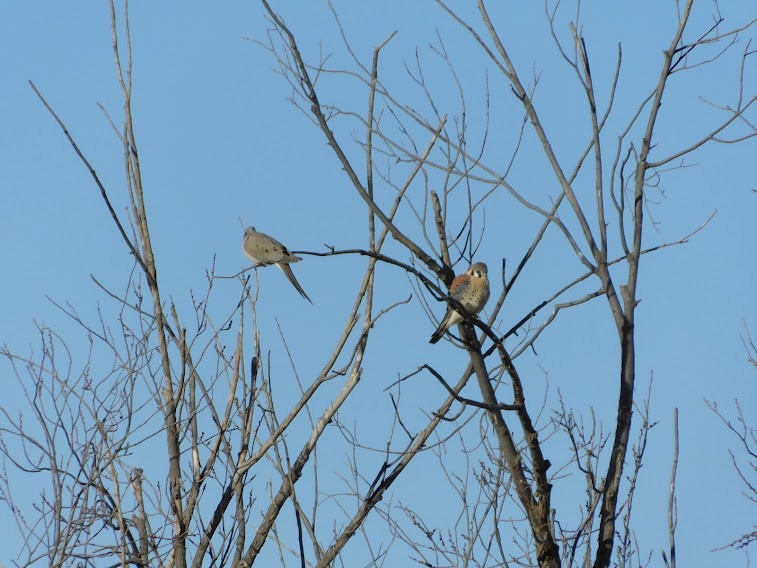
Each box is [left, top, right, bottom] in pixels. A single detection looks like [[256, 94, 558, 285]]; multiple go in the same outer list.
[[467, 262, 487, 278]]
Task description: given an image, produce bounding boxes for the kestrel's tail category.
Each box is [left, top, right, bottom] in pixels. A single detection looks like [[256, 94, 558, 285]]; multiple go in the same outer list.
[[277, 263, 313, 304], [429, 310, 453, 344]]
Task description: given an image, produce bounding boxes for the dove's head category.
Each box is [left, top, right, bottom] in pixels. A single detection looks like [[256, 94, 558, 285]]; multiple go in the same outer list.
[[244, 226, 257, 238]]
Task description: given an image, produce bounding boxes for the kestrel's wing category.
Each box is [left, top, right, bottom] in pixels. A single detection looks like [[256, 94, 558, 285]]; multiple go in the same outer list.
[[277, 263, 313, 304], [429, 274, 470, 343], [449, 274, 473, 302]]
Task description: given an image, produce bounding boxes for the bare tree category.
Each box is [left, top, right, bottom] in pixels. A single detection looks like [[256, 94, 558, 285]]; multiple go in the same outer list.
[[1, 1, 754, 567]]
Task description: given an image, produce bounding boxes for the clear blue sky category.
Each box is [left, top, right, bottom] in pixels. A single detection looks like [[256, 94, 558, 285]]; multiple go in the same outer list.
[[1, 2, 755, 566]]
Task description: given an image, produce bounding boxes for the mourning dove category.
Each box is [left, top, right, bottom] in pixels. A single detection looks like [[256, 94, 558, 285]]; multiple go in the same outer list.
[[242, 226, 312, 303], [430, 262, 490, 344]]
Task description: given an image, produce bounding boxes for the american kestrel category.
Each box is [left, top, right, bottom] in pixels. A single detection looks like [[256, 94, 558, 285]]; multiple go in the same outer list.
[[429, 261, 490, 344], [242, 226, 312, 303]]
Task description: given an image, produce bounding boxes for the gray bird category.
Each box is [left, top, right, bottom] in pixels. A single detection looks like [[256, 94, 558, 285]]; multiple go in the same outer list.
[[430, 261, 490, 344], [242, 226, 312, 303]]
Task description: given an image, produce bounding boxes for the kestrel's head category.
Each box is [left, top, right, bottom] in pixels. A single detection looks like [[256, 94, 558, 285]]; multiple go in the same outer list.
[[467, 262, 488, 278]]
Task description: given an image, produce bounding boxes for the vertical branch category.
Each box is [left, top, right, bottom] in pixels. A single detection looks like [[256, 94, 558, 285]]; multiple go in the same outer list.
[[631, 0, 692, 283], [28, 1, 187, 561], [595, 5, 693, 567], [485, 336, 559, 566], [132, 467, 150, 565], [364, 31, 395, 322], [108, 1, 187, 564], [431, 190, 453, 267], [663, 408, 679, 568], [575, 31, 609, 257]]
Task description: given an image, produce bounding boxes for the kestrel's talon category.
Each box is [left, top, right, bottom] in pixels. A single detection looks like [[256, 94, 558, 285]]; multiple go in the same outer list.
[[430, 261, 490, 344], [242, 226, 313, 304]]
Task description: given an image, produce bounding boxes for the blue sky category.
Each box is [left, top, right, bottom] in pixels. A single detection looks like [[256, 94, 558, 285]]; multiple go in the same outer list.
[[1, 1, 755, 566]]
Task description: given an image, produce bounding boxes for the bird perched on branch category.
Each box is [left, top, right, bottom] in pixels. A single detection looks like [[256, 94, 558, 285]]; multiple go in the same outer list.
[[242, 226, 312, 303], [430, 261, 490, 344]]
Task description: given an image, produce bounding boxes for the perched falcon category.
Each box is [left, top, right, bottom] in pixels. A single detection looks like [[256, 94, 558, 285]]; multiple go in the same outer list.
[[430, 262, 490, 344]]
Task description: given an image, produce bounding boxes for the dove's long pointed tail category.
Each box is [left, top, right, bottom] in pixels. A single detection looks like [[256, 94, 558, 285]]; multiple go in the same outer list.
[[278, 263, 313, 304]]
